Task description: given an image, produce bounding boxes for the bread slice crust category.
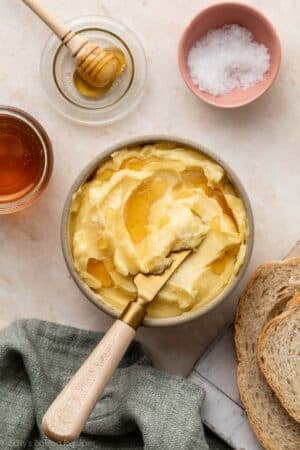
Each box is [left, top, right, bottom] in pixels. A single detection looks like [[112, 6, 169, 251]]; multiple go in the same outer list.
[[258, 293, 300, 423], [235, 258, 300, 450]]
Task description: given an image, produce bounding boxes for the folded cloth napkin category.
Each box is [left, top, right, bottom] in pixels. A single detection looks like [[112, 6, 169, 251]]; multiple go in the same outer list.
[[0, 320, 229, 450]]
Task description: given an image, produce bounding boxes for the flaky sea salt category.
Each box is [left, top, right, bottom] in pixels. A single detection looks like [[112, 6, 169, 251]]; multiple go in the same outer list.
[[187, 24, 270, 96]]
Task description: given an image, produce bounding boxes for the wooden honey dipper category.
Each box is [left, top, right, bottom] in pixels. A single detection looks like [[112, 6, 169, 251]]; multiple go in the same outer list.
[[22, 0, 125, 89]]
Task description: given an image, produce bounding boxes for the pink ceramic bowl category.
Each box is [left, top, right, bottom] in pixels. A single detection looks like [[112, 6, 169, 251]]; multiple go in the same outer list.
[[178, 2, 281, 108]]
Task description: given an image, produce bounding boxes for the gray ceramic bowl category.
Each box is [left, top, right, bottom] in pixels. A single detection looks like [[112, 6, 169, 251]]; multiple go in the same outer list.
[[61, 136, 254, 327]]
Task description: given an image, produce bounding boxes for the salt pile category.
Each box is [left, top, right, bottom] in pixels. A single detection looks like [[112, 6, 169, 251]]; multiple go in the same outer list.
[[187, 24, 270, 96]]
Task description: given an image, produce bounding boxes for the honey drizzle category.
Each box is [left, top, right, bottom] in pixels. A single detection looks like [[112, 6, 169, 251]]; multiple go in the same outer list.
[[124, 175, 168, 243], [87, 258, 113, 287]]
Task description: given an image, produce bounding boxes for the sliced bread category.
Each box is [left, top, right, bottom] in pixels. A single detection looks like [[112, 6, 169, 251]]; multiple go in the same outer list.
[[258, 293, 300, 424], [235, 258, 300, 450]]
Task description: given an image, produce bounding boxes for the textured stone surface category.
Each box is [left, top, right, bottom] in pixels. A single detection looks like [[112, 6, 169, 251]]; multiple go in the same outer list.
[[0, 0, 299, 375]]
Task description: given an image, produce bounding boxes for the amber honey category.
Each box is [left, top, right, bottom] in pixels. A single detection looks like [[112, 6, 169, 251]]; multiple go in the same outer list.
[[87, 258, 113, 288], [0, 108, 53, 214], [124, 175, 168, 243]]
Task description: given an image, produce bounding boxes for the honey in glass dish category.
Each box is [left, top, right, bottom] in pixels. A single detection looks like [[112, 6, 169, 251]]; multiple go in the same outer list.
[[0, 107, 53, 214]]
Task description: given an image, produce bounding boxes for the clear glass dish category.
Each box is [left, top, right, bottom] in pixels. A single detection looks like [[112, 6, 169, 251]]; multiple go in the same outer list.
[[40, 16, 147, 125]]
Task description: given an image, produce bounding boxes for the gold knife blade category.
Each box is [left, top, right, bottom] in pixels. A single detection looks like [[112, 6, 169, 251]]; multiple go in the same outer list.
[[133, 249, 191, 303], [120, 249, 191, 329]]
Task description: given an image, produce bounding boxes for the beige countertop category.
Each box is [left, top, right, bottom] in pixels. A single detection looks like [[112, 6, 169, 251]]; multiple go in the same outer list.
[[0, 0, 299, 376]]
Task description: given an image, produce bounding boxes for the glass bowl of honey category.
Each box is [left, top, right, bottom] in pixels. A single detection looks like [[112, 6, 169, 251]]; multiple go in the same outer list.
[[0, 106, 53, 214], [40, 16, 147, 125]]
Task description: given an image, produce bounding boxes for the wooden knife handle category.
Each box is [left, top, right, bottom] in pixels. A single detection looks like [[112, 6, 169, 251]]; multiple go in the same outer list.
[[42, 320, 135, 443]]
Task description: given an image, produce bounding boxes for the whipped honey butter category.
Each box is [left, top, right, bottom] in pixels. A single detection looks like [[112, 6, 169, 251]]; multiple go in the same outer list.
[[70, 142, 248, 318]]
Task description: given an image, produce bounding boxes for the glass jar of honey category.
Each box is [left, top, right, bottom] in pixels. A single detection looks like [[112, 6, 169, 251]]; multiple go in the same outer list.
[[0, 106, 53, 214]]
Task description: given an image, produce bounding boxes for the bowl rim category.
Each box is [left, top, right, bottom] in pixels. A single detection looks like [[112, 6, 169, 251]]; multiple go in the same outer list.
[[178, 2, 282, 108], [61, 135, 254, 327]]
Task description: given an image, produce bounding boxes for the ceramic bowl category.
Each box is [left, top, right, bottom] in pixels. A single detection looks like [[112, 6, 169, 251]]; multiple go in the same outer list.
[[178, 2, 281, 108], [61, 136, 254, 327]]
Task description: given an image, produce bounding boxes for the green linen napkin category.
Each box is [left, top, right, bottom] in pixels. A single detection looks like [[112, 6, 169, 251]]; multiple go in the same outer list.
[[0, 319, 229, 449]]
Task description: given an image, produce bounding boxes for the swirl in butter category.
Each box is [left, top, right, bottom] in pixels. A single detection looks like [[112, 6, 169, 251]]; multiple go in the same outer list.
[[70, 142, 248, 318]]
